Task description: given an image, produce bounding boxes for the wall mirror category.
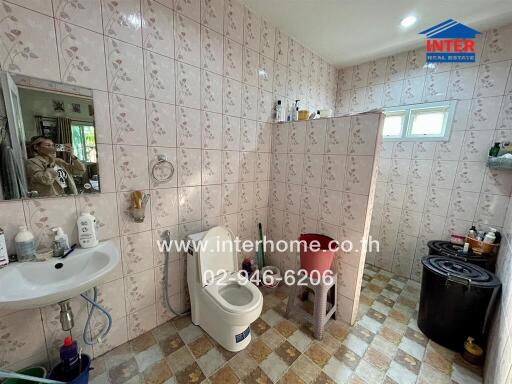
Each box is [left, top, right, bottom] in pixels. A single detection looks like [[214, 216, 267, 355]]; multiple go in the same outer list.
[[0, 72, 100, 200]]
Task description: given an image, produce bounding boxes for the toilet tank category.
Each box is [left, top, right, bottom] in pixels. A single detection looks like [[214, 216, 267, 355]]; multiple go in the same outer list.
[[186, 226, 237, 286], [186, 230, 208, 284]]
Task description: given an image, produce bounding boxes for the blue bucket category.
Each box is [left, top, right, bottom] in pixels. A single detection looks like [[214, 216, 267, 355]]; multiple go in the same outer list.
[[48, 355, 91, 384]]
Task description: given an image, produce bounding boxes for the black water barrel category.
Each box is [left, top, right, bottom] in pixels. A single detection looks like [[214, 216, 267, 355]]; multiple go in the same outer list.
[[418, 256, 500, 351], [427, 240, 496, 272]]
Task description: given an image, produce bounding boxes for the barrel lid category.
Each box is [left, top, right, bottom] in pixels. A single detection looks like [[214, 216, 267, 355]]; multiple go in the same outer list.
[[427, 240, 491, 262], [422, 255, 500, 288], [427, 240, 460, 257]]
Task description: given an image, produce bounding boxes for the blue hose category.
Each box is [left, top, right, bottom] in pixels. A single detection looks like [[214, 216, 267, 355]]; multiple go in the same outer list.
[[80, 287, 112, 345]]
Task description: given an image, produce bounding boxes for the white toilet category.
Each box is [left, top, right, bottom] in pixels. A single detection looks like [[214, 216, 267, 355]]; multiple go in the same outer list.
[[186, 226, 263, 351]]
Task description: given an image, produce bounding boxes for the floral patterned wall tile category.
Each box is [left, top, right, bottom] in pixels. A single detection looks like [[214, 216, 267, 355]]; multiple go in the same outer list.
[[223, 0, 243, 43], [124, 268, 156, 314], [0, 2, 60, 81], [110, 94, 148, 145], [122, 230, 154, 275], [142, 0, 175, 58], [146, 100, 177, 147], [102, 0, 142, 46], [127, 303, 157, 340], [201, 0, 223, 34], [56, 21, 107, 90], [144, 50, 176, 104], [175, 0, 200, 22], [105, 37, 145, 97], [53, 1, 101, 32], [114, 145, 150, 191], [201, 25, 223, 74], [175, 13, 201, 67], [0, 309, 48, 367]]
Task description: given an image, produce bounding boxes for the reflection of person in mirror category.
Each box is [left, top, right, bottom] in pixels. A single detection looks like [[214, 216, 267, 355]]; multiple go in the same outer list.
[[25, 136, 86, 197]]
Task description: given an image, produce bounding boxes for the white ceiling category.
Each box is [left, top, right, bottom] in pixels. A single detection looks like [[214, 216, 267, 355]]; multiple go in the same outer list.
[[241, 0, 512, 67]]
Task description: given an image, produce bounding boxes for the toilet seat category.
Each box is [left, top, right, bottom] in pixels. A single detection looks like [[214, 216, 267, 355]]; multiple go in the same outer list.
[[204, 273, 261, 313]]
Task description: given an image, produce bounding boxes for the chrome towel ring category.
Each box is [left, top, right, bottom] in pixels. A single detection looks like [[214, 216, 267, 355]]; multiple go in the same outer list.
[[151, 154, 175, 182]]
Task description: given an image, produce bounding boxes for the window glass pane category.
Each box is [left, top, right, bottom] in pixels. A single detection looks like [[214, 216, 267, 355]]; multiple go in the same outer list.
[[83, 125, 97, 163], [71, 125, 85, 161], [409, 109, 446, 136], [383, 114, 403, 137]]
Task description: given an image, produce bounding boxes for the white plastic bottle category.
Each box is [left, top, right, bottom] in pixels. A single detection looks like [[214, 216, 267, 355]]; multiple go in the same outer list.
[[52, 227, 70, 257], [53, 227, 70, 249], [275, 100, 284, 122], [292, 100, 300, 121], [483, 228, 496, 244], [0, 228, 9, 267], [15, 226, 36, 262], [77, 212, 98, 248]]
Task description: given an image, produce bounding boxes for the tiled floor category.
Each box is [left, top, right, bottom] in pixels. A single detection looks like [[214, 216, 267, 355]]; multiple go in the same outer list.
[[89, 265, 483, 384]]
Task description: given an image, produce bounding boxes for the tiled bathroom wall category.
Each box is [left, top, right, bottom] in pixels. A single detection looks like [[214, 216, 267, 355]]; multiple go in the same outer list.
[[485, 195, 512, 383], [267, 113, 383, 325], [336, 23, 512, 281], [0, 0, 337, 370]]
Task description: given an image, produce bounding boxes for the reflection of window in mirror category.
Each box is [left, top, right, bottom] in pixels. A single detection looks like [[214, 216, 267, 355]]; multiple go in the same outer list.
[[71, 124, 97, 163]]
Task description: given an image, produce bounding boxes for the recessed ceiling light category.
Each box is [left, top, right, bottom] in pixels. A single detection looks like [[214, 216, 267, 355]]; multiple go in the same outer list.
[[401, 16, 417, 28]]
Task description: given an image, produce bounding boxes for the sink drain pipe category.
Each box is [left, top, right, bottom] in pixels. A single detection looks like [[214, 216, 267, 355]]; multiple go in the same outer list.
[[163, 230, 190, 316], [80, 287, 112, 345]]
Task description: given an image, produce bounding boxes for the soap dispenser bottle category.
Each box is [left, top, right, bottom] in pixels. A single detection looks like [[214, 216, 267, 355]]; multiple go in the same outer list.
[[52, 227, 70, 257], [77, 212, 98, 248]]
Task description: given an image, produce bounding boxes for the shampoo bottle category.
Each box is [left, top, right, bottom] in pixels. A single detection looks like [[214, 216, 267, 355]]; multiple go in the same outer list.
[[77, 212, 98, 248], [0, 228, 8, 267], [14, 226, 36, 262]]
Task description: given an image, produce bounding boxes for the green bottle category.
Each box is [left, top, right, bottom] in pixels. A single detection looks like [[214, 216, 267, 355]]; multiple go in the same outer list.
[[489, 142, 500, 157]]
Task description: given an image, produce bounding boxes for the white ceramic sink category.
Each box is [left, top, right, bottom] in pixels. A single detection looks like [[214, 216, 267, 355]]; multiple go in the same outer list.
[[0, 240, 120, 309]]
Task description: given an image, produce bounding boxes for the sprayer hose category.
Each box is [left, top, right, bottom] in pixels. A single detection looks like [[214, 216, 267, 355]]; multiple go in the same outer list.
[[163, 230, 190, 316], [81, 287, 113, 345]]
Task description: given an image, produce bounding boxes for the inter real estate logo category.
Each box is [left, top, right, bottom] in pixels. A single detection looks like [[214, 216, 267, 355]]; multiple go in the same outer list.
[[419, 19, 480, 63]]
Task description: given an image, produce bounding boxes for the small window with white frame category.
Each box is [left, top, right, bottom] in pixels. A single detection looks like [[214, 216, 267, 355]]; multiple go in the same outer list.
[[382, 101, 455, 141]]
